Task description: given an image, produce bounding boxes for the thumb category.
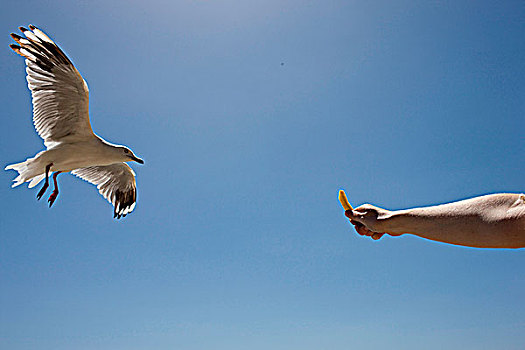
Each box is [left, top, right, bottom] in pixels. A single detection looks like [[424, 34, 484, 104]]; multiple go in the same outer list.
[[344, 209, 364, 222]]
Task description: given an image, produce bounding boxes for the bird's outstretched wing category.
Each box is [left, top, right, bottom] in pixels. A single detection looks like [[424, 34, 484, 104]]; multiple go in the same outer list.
[[10, 25, 94, 148], [72, 163, 137, 219]]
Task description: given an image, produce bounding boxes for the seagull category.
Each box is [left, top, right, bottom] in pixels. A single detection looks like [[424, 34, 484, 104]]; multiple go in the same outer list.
[[5, 25, 144, 219]]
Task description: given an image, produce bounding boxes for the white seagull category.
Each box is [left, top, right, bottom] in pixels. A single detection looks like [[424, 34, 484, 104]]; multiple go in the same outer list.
[[5, 25, 144, 219]]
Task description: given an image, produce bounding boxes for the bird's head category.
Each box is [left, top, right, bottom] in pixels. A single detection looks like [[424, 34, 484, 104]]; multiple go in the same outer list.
[[119, 146, 144, 164]]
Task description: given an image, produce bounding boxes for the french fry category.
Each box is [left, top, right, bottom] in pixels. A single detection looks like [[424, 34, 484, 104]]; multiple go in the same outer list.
[[338, 190, 353, 211]]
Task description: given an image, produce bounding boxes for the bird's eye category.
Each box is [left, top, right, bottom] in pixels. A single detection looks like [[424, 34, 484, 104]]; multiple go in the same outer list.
[[124, 149, 130, 154]]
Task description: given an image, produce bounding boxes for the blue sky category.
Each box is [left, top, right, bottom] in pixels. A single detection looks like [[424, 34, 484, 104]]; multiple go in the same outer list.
[[1, 1, 524, 349]]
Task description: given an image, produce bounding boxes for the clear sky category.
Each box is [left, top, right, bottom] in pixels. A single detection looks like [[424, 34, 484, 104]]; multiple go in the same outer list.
[[1, 1, 524, 349]]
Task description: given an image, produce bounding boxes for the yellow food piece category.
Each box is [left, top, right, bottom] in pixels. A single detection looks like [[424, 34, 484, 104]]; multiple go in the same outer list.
[[338, 190, 353, 211]]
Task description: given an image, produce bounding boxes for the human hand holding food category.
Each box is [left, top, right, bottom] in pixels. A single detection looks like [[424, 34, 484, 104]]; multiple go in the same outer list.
[[339, 190, 393, 240], [339, 191, 525, 248]]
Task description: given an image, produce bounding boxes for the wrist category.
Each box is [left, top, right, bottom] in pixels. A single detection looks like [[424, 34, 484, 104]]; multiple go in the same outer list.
[[380, 210, 409, 236]]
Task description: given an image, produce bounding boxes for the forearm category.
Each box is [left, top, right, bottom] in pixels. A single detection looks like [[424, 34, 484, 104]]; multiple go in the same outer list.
[[385, 193, 525, 248]]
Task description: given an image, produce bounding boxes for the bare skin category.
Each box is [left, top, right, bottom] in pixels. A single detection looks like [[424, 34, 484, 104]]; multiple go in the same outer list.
[[345, 193, 525, 249]]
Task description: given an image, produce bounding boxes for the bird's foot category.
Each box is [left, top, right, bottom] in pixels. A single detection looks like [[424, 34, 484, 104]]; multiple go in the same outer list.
[[48, 190, 59, 207], [37, 183, 49, 200]]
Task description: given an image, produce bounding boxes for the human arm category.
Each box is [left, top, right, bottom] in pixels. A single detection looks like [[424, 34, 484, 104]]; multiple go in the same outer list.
[[345, 193, 525, 248]]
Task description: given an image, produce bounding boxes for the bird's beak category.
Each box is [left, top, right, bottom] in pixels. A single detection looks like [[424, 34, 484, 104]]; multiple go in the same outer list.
[[131, 155, 144, 164]]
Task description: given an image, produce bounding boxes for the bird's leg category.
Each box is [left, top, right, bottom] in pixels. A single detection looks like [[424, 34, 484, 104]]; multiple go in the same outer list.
[[48, 171, 62, 207], [37, 163, 52, 200]]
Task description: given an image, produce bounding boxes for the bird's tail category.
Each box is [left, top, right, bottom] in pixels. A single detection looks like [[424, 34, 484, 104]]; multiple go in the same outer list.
[[5, 155, 45, 188]]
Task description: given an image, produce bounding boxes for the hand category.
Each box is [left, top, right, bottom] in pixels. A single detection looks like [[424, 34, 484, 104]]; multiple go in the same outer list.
[[344, 204, 395, 240]]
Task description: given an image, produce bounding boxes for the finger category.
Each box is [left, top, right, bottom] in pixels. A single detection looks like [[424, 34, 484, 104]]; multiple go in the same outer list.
[[354, 224, 374, 236], [351, 221, 365, 235], [345, 209, 365, 221], [371, 232, 385, 240], [354, 225, 367, 236]]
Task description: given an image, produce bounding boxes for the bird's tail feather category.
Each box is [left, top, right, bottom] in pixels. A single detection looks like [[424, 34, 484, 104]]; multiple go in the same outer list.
[[28, 174, 45, 188], [5, 156, 45, 188]]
